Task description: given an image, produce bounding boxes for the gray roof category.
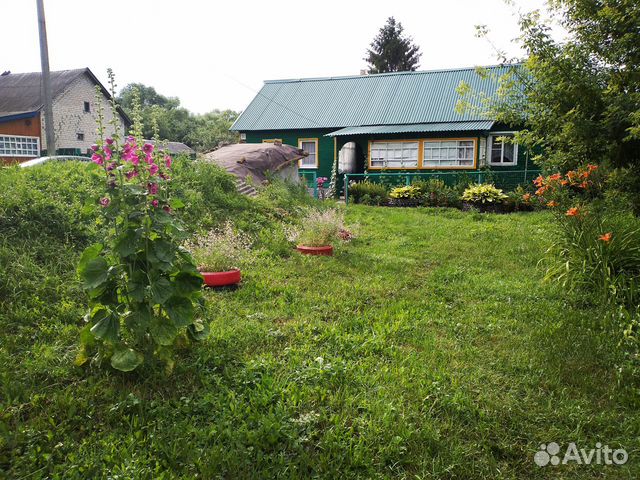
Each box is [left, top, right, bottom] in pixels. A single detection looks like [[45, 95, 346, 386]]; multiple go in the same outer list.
[[0, 68, 130, 123], [232, 64, 519, 132], [143, 139, 195, 155]]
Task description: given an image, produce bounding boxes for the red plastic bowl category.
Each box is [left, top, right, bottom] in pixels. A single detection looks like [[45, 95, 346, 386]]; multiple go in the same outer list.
[[296, 245, 334, 256], [201, 269, 241, 287]]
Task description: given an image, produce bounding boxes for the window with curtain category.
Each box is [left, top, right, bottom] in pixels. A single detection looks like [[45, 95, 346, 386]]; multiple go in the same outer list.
[[298, 139, 318, 168], [370, 141, 419, 168], [423, 139, 475, 167]]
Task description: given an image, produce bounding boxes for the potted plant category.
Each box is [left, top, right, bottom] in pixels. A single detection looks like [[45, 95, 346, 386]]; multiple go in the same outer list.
[[290, 208, 346, 256], [461, 183, 509, 213], [185, 222, 252, 287], [388, 185, 424, 207]]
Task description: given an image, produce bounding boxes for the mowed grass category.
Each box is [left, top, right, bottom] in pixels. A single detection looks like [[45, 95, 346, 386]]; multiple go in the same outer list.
[[2, 205, 639, 479]]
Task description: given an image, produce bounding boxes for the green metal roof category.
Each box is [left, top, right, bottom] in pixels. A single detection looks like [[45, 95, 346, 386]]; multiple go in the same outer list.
[[326, 121, 495, 136], [231, 64, 519, 132]]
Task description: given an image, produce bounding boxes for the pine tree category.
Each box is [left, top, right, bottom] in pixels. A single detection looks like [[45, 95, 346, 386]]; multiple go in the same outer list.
[[365, 17, 422, 74]]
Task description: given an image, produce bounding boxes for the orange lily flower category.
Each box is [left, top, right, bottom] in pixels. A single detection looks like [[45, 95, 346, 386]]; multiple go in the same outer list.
[[566, 207, 580, 216], [522, 193, 532, 202], [533, 175, 545, 187], [535, 186, 548, 196], [561, 179, 569, 186], [546, 201, 559, 207], [549, 173, 562, 181], [587, 164, 598, 172], [598, 232, 612, 242], [579, 181, 589, 188]]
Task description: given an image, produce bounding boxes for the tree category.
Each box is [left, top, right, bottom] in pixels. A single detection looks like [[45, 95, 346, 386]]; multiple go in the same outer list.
[[117, 83, 240, 152], [364, 17, 422, 73], [464, 1, 640, 213]]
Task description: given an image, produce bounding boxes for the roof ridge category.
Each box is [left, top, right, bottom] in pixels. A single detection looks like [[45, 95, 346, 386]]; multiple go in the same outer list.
[[264, 63, 521, 84]]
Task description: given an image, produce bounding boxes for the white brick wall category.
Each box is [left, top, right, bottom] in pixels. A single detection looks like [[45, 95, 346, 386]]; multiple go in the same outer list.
[[41, 73, 127, 153]]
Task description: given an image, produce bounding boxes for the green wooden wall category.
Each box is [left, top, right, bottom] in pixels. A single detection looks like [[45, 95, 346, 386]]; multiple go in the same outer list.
[[242, 129, 532, 176]]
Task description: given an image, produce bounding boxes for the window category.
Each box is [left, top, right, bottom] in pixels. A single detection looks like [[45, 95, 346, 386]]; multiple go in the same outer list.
[[76, 132, 85, 141], [369, 141, 418, 168], [0, 135, 40, 157], [298, 138, 318, 168], [84, 101, 91, 113], [423, 139, 475, 168], [489, 133, 517, 165]]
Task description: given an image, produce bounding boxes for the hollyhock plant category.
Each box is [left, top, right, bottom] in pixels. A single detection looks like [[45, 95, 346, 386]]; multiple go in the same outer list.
[[76, 72, 207, 373]]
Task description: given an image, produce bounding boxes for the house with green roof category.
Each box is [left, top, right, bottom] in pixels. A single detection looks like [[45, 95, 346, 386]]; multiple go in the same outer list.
[[231, 64, 531, 189]]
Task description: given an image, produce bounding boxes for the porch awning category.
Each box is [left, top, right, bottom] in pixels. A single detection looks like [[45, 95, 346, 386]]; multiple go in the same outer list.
[[325, 121, 495, 137]]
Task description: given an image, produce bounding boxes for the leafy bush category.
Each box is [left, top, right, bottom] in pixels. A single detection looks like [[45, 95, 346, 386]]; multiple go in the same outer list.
[[413, 179, 460, 207], [186, 221, 253, 272], [348, 181, 388, 205], [461, 184, 508, 204], [290, 208, 345, 247], [389, 185, 423, 199], [76, 84, 207, 373]]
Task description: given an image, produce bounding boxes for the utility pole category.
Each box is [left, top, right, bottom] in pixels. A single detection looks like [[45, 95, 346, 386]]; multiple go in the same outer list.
[[36, 0, 56, 156]]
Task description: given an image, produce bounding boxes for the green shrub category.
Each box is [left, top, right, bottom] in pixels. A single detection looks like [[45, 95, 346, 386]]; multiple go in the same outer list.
[[348, 181, 388, 205], [389, 185, 423, 199], [461, 184, 508, 204], [413, 179, 460, 207]]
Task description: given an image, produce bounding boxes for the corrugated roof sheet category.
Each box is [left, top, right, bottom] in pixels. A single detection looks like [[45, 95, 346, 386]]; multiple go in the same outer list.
[[326, 121, 495, 136], [232, 64, 520, 131]]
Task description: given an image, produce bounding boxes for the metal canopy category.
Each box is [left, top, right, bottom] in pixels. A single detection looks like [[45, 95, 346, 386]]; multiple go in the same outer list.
[[325, 121, 495, 137]]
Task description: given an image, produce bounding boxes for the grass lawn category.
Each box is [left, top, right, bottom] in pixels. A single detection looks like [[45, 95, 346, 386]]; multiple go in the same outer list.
[[2, 205, 638, 478]]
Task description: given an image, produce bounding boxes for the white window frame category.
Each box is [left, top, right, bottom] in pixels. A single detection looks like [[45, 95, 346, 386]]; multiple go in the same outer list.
[[0, 134, 40, 157], [298, 138, 318, 169], [369, 141, 419, 169], [488, 132, 518, 166], [422, 138, 476, 169]]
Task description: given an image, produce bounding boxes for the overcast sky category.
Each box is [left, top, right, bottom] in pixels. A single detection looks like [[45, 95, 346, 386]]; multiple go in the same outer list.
[[4, 0, 552, 114]]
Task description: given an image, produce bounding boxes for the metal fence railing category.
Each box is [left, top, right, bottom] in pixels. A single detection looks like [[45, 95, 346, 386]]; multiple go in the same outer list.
[[343, 170, 541, 205], [299, 170, 318, 198]]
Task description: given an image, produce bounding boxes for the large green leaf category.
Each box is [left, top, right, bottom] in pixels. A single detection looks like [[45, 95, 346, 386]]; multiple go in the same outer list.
[[127, 271, 147, 302], [125, 308, 151, 342], [150, 316, 178, 346], [114, 229, 139, 257], [90, 306, 119, 343], [111, 348, 143, 372], [79, 256, 109, 290], [174, 271, 203, 296], [164, 296, 195, 328], [152, 239, 175, 263], [150, 277, 173, 304]]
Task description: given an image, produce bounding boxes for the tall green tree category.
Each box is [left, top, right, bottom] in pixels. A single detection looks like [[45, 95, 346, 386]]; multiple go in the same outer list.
[[365, 17, 422, 73]]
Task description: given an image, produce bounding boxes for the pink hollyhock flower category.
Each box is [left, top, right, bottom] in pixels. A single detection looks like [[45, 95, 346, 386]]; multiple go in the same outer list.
[[145, 154, 153, 164], [104, 147, 112, 161], [165, 155, 172, 169], [148, 182, 158, 195], [151, 199, 159, 207], [100, 197, 110, 207], [91, 144, 99, 152], [125, 169, 139, 180], [106, 162, 117, 172], [149, 163, 159, 175], [91, 153, 104, 165], [105, 138, 114, 145], [127, 135, 136, 144], [143, 143, 154, 154]]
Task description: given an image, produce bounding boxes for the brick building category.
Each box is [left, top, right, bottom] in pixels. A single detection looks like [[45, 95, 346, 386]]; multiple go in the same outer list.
[[0, 68, 130, 163]]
